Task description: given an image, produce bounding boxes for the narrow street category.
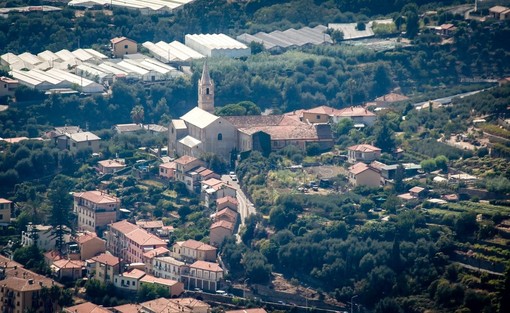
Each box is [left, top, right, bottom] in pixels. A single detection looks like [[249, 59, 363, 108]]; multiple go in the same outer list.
[[221, 174, 256, 227]]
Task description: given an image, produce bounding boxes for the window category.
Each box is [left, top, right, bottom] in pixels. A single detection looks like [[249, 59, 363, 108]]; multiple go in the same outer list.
[[217, 133, 222, 141], [124, 45, 128, 49], [206, 88, 209, 95], [0, 214, 3, 220], [88, 141, 91, 146], [317, 115, 321, 120]]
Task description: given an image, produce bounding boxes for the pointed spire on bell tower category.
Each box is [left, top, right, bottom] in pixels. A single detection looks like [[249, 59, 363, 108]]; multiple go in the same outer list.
[[198, 59, 214, 113]]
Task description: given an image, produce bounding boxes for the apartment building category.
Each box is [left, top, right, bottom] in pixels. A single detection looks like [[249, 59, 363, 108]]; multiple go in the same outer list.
[[152, 256, 186, 281], [181, 261, 224, 292], [172, 239, 216, 263], [73, 190, 120, 232], [0, 198, 13, 226], [86, 253, 121, 284], [106, 220, 167, 264]]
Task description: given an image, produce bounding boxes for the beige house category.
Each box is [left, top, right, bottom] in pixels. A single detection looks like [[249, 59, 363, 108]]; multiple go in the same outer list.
[[152, 256, 186, 281], [172, 239, 217, 263], [0, 198, 13, 226], [201, 178, 237, 207], [348, 162, 382, 187], [50, 259, 85, 281], [0, 76, 18, 97], [74, 232, 106, 260], [140, 275, 184, 297], [347, 144, 382, 163], [86, 253, 121, 284], [209, 220, 234, 247], [106, 220, 167, 264], [216, 196, 238, 211], [57, 131, 101, 153], [74, 190, 120, 232], [159, 161, 176, 179], [111, 37, 137, 58], [114, 268, 146, 293], [97, 159, 126, 174], [182, 260, 224, 292], [489, 6, 510, 20], [142, 246, 171, 274], [0, 256, 62, 313]]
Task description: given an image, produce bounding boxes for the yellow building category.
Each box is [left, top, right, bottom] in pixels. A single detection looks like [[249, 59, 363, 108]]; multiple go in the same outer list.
[[110, 37, 137, 58]]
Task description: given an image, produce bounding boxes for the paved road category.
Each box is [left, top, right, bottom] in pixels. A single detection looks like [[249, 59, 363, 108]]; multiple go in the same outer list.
[[412, 88, 488, 108], [221, 174, 256, 226]]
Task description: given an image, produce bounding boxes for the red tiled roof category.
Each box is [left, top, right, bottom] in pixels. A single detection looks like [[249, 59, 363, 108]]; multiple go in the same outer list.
[[74, 190, 119, 204], [125, 228, 166, 246], [136, 220, 164, 229], [216, 196, 238, 205], [349, 162, 374, 175], [75, 232, 99, 244], [89, 253, 120, 266], [0, 198, 12, 204], [143, 246, 170, 259], [64, 302, 113, 313], [52, 259, 84, 269], [110, 36, 135, 44], [159, 161, 176, 169], [110, 220, 139, 234], [174, 155, 198, 165], [348, 144, 381, 152], [112, 304, 141, 313], [190, 260, 223, 272], [181, 239, 216, 251], [216, 208, 238, 222], [98, 159, 125, 168], [140, 274, 180, 286], [121, 268, 146, 279], [375, 93, 409, 103], [211, 220, 234, 230], [409, 186, 425, 193]]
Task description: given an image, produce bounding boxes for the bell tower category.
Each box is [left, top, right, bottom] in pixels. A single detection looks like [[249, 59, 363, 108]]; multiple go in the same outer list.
[[198, 60, 214, 113]]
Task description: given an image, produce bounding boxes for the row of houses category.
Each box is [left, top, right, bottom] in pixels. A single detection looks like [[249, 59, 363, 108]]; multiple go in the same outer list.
[[68, 0, 196, 15]]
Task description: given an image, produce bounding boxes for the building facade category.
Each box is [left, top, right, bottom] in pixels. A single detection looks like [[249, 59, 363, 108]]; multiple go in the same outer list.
[[74, 191, 120, 232]]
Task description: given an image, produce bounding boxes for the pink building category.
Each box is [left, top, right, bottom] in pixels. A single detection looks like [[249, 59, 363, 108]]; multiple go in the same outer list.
[[106, 220, 167, 264], [159, 161, 176, 179]]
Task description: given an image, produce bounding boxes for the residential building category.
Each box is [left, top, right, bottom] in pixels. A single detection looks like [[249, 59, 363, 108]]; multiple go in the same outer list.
[[174, 155, 205, 188], [97, 159, 126, 174], [55, 131, 101, 153], [489, 6, 510, 20], [21, 224, 71, 251], [215, 207, 238, 224], [181, 260, 224, 292], [64, 302, 113, 313], [409, 186, 426, 198], [113, 123, 143, 134], [0, 76, 18, 97], [140, 275, 184, 297], [201, 178, 237, 207], [113, 268, 146, 293], [374, 92, 409, 107], [347, 144, 382, 163], [0, 255, 62, 313], [74, 190, 120, 232], [142, 246, 170, 274], [285, 105, 377, 126], [106, 220, 167, 264], [152, 256, 186, 281], [348, 162, 382, 187], [136, 220, 164, 235], [172, 239, 216, 263], [111, 37, 137, 58], [50, 259, 84, 281], [209, 220, 234, 247], [0, 198, 13, 226], [86, 253, 121, 284], [72, 232, 107, 260], [159, 161, 176, 179], [216, 196, 238, 211], [370, 162, 422, 180], [438, 23, 457, 36]]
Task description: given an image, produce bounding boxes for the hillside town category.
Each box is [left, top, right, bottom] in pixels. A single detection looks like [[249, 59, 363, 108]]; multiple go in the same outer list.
[[1, 0, 510, 313]]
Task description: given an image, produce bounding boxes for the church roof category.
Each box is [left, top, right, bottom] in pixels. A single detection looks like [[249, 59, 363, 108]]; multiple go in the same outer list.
[[200, 60, 212, 85], [181, 107, 219, 129], [179, 135, 202, 148]]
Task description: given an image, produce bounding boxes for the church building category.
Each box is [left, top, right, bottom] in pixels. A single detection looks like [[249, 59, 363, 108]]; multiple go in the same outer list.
[[168, 62, 238, 161]]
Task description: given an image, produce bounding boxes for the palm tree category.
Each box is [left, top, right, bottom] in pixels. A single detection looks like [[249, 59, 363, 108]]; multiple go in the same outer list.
[[131, 105, 145, 125]]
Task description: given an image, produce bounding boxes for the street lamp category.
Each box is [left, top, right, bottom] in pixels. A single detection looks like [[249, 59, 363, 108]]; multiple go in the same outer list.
[[243, 278, 250, 299], [351, 295, 358, 313]]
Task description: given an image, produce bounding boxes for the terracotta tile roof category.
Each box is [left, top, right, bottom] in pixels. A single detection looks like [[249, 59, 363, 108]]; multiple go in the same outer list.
[[140, 274, 180, 286], [490, 5, 510, 13], [348, 162, 371, 175], [110, 220, 139, 234], [112, 303, 141, 313], [120, 268, 146, 279], [110, 37, 135, 44], [125, 228, 166, 246], [98, 159, 125, 168], [211, 220, 234, 231], [169, 298, 209, 310], [174, 155, 198, 165], [370, 161, 386, 171], [52, 259, 84, 269], [239, 124, 320, 141], [202, 178, 224, 189], [348, 144, 381, 152], [216, 208, 238, 222], [89, 253, 120, 266], [159, 162, 176, 170], [143, 246, 170, 259], [1, 276, 55, 292], [398, 193, 415, 201], [74, 190, 119, 204], [140, 298, 185, 313], [190, 260, 223, 272], [181, 239, 216, 252], [336, 106, 376, 117], [223, 115, 285, 128], [216, 196, 238, 206], [303, 105, 339, 115], [75, 232, 99, 244], [155, 256, 184, 266], [375, 93, 409, 103], [44, 250, 63, 262], [64, 302, 113, 313], [136, 220, 164, 229], [0, 255, 61, 289], [409, 186, 425, 193], [0, 198, 12, 204]]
